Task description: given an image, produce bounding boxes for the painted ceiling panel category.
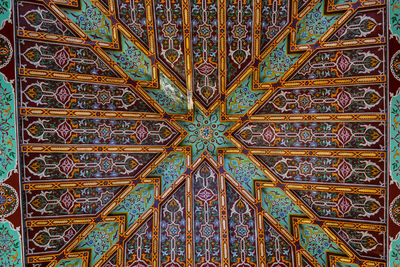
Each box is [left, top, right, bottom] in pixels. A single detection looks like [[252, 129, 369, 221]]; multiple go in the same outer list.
[[0, 0, 400, 265]]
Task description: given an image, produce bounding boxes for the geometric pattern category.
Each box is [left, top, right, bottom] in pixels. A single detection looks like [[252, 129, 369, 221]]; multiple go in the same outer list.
[[1, 0, 400, 265]]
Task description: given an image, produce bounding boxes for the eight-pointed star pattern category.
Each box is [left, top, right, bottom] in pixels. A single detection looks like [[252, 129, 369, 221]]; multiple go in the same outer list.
[[0, 0, 395, 265]]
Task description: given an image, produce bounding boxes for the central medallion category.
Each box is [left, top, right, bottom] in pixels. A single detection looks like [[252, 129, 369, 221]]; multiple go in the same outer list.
[[178, 108, 234, 160], [199, 126, 213, 139]]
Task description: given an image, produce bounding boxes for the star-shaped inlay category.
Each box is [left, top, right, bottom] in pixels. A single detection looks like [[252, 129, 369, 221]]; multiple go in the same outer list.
[[178, 108, 234, 160], [15, 0, 389, 264]]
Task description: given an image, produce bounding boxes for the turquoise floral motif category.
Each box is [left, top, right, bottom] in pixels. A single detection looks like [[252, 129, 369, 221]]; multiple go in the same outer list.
[[151, 153, 186, 192], [226, 74, 263, 115], [0, 73, 16, 182], [0, 0, 11, 29], [76, 222, 119, 264], [224, 154, 270, 195], [390, 232, 400, 266], [178, 108, 234, 160], [299, 224, 344, 266], [261, 187, 305, 232], [107, 35, 152, 81], [388, 3, 400, 262], [56, 258, 84, 267], [61, 0, 113, 42], [391, 92, 400, 185], [296, 1, 341, 45], [391, 0, 400, 40], [110, 183, 154, 227], [259, 40, 301, 83], [145, 72, 188, 114], [0, 221, 22, 266]]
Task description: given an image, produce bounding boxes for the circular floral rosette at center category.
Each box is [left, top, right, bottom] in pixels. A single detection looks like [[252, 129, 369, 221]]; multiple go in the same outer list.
[[390, 195, 400, 226], [391, 50, 400, 81], [0, 34, 12, 69], [0, 184, 19, 218]]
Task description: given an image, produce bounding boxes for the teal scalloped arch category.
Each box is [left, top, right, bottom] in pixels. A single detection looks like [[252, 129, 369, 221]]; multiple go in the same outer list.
[[390, 0, 400, 40], [0, 0, 11, 30], [0, 220, 22, 266], [0, 73, 16, 182]]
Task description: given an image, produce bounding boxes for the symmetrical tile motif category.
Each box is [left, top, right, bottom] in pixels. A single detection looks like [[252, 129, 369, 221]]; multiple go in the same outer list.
[[0, 0, 399, 265]]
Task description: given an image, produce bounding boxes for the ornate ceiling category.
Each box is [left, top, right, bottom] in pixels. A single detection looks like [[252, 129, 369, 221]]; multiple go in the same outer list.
[[0, 0, 400, 265]]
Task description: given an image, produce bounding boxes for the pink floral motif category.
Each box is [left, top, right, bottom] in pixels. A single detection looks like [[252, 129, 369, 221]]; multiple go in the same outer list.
[[58, 155, 74, 177], [196, 188, 215, 202], [196, 62, 216, 76], [336, 54, 352, 74], [262, 126, 276, 144], [63, 228, 76, 241], [55, 85, 71, 105], [338, 160, 353, 180], [337, 90, 352, 109], [134, 122, 149, 143], [57, 121, 73, 141], [60, 191, 75, 211], [337, 195, 352, 215], [54, 49, 70, 69], [337, 126, 353, 145]]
